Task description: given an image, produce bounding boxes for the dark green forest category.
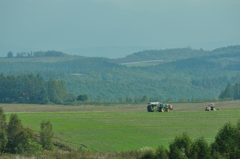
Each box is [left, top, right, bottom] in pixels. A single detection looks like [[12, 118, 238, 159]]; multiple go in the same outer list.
[[1, 45, 240, 102], [0, 74, 68, 104]]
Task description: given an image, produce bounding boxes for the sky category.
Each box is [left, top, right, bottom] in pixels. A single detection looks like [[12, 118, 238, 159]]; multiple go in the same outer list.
[[92, 0, 240, 10], [0, 0, 239, 58]]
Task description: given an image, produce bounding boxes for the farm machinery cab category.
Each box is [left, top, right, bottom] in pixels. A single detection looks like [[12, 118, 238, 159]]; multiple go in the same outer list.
[[147, 102, 173, 112]]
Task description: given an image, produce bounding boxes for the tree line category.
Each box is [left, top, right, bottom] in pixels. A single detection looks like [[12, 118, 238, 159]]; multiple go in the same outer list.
[[0, 73, 91, 104], [2, 72, 239, 105], [115, 45, 240, 63], [7, 50, 68, 58], [0, 73, 68, 104]]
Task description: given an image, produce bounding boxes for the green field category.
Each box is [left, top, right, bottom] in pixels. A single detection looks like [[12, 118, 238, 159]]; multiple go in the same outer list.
[[1, 101, 240, 152]]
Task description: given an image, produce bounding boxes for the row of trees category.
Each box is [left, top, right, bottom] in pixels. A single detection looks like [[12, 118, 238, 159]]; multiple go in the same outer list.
[[0, 73, 91, 104], [219, 82, 240, 100], [0, 107, 54, 154], [0, 72, 220, 104], [119, 96, 218, 104], [122, 47, 207, 62], [141, 120, 240, 159], [7, 50, 68, 58], [0, 74, 68, 104], [0, 72, 226, 104]]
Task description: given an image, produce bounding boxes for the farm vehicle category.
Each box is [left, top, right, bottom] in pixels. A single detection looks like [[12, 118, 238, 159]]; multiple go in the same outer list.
[[147, 102, 173, 112], [205, 103, 219, 111]]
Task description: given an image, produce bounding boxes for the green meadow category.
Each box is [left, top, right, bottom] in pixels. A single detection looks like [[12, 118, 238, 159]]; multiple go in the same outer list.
[[2, 101, 240, 152]]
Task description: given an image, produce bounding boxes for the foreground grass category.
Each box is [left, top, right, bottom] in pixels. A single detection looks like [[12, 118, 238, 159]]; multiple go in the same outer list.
[[3, 101, 240, 152]]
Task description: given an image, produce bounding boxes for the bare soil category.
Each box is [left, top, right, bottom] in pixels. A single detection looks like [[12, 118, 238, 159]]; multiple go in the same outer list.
[[1, 100, 239, 113]]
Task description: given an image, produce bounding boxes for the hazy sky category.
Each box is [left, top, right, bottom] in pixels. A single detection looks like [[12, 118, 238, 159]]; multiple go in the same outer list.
[[0, 0, 239, 58], [92, 0, 240, 10]]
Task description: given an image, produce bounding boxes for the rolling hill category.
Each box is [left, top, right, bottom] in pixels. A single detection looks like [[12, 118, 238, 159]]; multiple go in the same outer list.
[[0, 45, 240, 101]]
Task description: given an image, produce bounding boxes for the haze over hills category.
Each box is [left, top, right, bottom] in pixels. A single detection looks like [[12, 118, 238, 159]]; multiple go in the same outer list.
[[0, 0, 240, 58]]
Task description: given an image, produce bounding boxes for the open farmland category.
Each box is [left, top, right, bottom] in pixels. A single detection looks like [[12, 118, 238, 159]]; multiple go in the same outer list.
[[120, 60, 168, 67], [1, 101, 240, 152]]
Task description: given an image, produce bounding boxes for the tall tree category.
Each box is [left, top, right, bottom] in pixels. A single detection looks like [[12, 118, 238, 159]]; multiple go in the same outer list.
[[0, 107, 7, 131], [233, 82, 240, 100], [40, 120, 54, 151], [7, 51, 13, 58], [6, 114, 23, 153], [190, 137, 211, 159], [0, 130, 7, 153], [47, 79, 67, 104], [141, 95, 148, 103], [0, 107, 7, 153], [219, 82, 234, 99]]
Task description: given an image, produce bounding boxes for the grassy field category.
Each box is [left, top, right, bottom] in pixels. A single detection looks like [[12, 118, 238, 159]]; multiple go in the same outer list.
[[1, 101, 240, 152]]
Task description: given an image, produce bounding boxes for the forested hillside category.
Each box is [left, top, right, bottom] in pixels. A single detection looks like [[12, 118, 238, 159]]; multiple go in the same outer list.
[[113, 45, 240, 63], [0, 46, 240, 102], [112, 47, 207, 63]]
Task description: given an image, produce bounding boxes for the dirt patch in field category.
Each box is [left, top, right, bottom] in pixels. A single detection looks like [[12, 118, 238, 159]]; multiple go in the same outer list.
[[0, 101, 239, 113], [0, 103, 144, 113]]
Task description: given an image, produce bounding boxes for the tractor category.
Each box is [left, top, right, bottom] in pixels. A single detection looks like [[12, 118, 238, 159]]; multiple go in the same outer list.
[[147, 102, 173, 112], [205, 103, 216, 111], [159, 103, 172, 112], [147, 102, 159, 112]]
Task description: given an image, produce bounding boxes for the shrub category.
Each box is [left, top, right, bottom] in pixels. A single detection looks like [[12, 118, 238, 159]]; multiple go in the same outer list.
[[190, 137, 211, 159], [169, 132, 191, 159], [210, 148, 225, 159], [169, 144, 188, 159], [0, 107, 7, 131], [24, 139, 43, 154], [155, 146, 169, 159], [211, 122, 240, 159], [140, 149, 155, 159], [15, 127, 42, 154], [77, 94, 88, 102]]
